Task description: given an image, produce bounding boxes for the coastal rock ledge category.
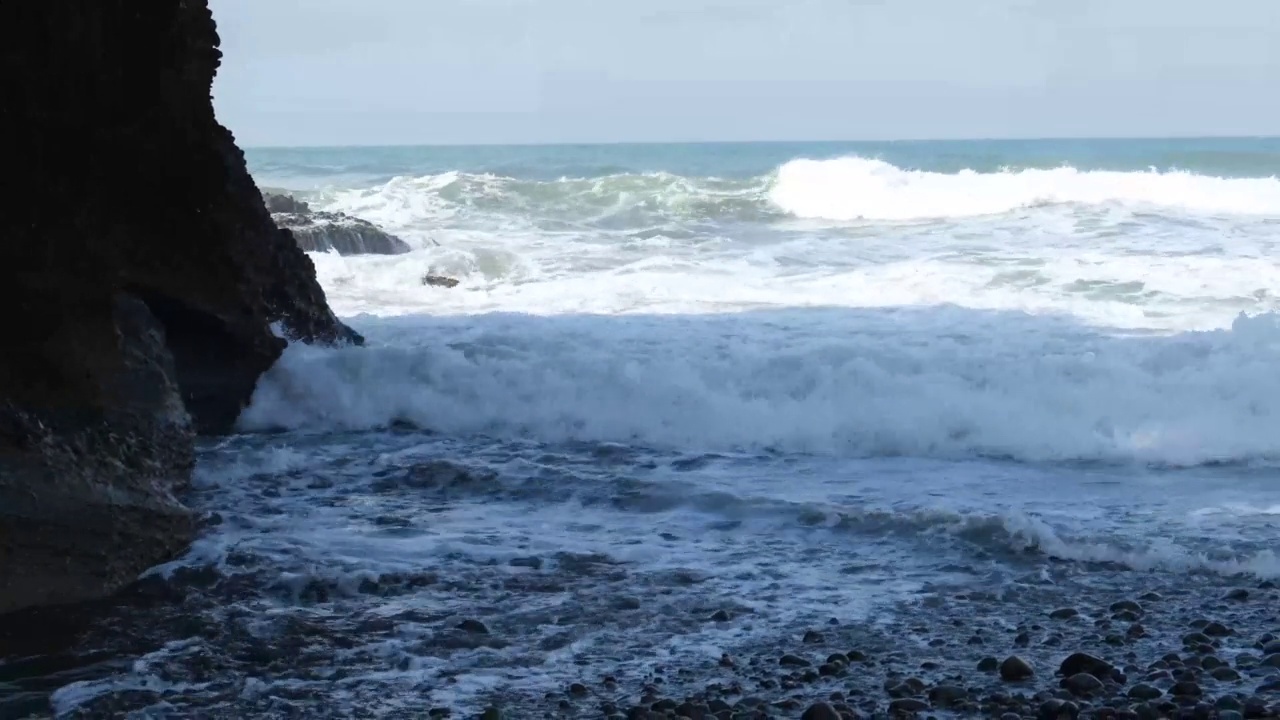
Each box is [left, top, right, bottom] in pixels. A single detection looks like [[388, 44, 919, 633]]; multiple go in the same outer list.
[[264, 192, 412, 255], [0, 1, 359, 616]]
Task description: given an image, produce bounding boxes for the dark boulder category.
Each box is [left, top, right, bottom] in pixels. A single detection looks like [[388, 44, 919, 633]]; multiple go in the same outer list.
[[422, 274, 460, 288], [264, 191, 412, 255], [0, 0, 358, 615]]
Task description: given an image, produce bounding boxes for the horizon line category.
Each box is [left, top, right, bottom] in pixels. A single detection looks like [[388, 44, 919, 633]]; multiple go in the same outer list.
[[239, 133, 1280, 152]]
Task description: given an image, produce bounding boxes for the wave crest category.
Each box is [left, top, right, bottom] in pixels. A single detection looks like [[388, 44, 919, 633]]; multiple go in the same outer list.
[[238, 309, 1280, 468], [768, 156, 1280, 221]]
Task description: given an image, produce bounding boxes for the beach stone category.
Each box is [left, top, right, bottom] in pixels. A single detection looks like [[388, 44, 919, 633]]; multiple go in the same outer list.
[[1037, 698, 1080, 719], [1212, 666, 1243, 682], [1059, 652, 1117, 680], [779, 654, 810, 667], [800, 702, 841, 720], [1062, 672, 1104, 696], [456, 619, 489, 634], [1204, 621, 1233, 637], [978, 656, 1000, 672], [1129, 684, 1163, 700], [1217, 696, 1244, 711], [928, 685, 967, 706], [888, 698, 930, 713], [1225, 589, 1251, 601], [1170, 680, 1203, 697], [1110, 600, 1143, 614], [1050, 608, 1080, 620], [1001, 655, 1035, 681]]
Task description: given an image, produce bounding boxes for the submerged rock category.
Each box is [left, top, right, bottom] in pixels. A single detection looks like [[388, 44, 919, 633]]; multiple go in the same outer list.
[[422, 273, 460, 288], [263, 191, 411, 255], [0, 0, 357, 615]]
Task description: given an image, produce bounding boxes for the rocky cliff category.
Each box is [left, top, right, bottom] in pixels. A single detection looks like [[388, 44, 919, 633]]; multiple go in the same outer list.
[[0, 1, 359, 616]]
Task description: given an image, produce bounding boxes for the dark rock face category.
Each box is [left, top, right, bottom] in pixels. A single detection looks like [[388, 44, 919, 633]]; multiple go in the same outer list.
[[264, 192, 412, 255], [0, 1, 358, 615]]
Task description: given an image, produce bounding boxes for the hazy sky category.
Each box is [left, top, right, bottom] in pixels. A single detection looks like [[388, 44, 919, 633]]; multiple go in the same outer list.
[[210, 0, 1280, 147]]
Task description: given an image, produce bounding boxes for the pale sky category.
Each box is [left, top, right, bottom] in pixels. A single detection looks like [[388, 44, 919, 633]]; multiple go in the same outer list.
[[210, 0, 1280, 147]]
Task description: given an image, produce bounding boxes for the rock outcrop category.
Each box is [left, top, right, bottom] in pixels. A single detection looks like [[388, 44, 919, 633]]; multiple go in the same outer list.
[[0, 1, 359, 616], [264, 191, 412, 255]]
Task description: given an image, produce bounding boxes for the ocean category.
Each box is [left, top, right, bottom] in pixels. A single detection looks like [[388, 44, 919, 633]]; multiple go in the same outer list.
[[41, 138, 1280, 717]]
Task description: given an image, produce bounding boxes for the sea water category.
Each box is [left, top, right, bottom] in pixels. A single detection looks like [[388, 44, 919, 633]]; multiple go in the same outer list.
[[47, 138, 1280, 716]]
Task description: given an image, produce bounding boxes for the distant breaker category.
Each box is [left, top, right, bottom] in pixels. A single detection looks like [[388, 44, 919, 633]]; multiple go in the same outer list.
[[768, 156, 1280, 221], [304, 155, 1280, 232]]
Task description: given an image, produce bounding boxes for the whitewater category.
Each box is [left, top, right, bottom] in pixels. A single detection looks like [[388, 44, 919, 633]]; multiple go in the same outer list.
[[41, 140, 1280, 717]]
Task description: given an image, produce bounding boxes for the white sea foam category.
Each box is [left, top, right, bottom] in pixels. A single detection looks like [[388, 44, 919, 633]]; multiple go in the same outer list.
[[769, 156, 1280, 220], [240, 309, 1280, 467], [254, 154, 1280, 465]]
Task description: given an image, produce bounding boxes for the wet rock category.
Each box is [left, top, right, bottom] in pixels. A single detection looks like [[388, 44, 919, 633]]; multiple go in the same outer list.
[[456, 619, 489, 634], [1261, 654, 1280, 668], [1110, 600, 1143, 614], [509, 556, 543, 569], [1243, 697, 1270, 717], [978, 657, 1000, 672], [1225, 588, 1251, 601], [802, 629, 825, 644], [800, 702, 841, 720], [1203, 621, 1233, 637], [1050, 608, 1080, 620], [1129, 684, 1163, 700], [1170, 680, 1203, 697], [888, 698, 930, 713], [1001, 655, 1035, 682], [709, 609, 731, 622], [422, 274, 460, 288], [779, 654, 811, 667], [1216, 696, 1243, 711], [1059, 652, 1117, 680], [480, 708, 503, 720], [1037, 698, 1080, 719], [928, 684, 968, 707], [1212, 666, 1243, 682], [263, 192, 412, 255], [1062, 672, 1104, 696]]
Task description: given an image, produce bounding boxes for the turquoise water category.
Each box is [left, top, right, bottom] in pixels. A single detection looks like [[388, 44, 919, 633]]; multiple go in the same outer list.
[[246, 137, 1280, 189]]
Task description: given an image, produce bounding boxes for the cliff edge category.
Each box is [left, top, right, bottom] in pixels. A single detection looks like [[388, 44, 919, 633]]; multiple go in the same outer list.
[[0, 1, 359, 615]]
